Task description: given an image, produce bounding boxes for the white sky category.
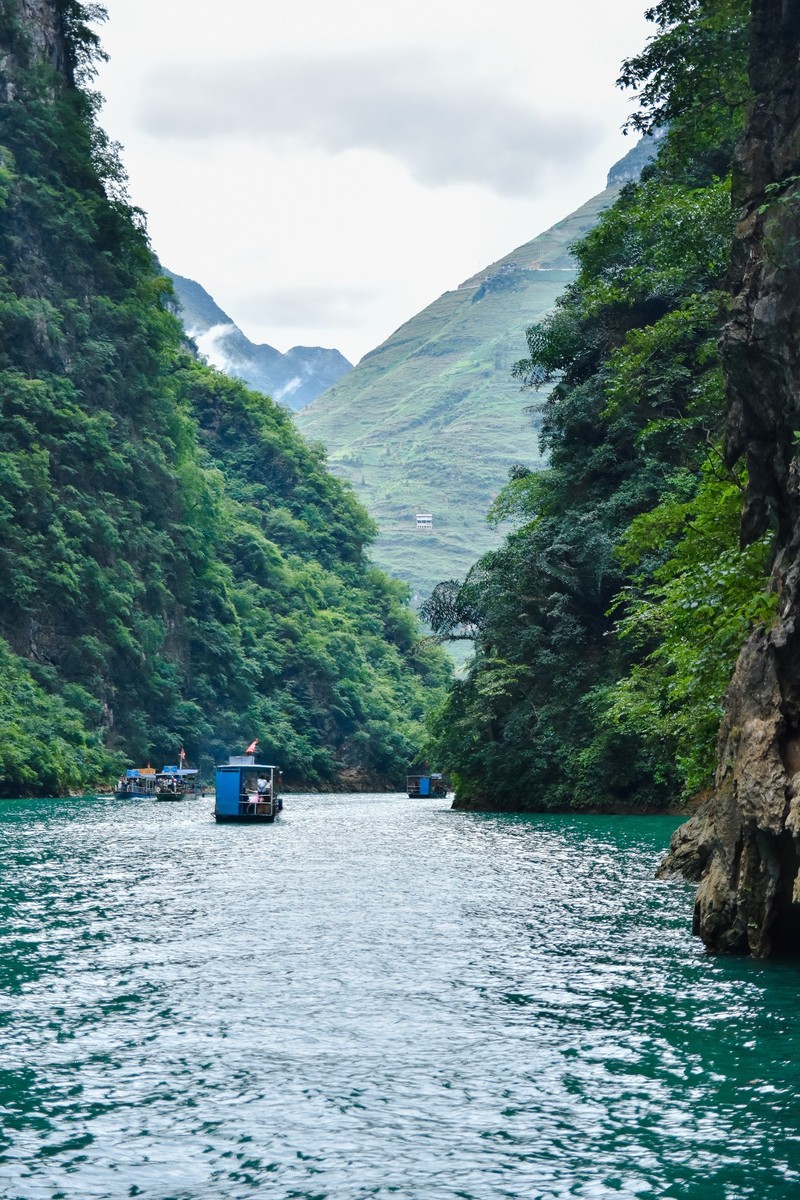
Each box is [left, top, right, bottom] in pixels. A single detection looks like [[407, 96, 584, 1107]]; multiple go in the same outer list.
[[96, 0, 653, 364]]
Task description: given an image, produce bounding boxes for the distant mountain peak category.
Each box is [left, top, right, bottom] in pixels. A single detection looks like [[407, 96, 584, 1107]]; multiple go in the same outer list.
[[606, 131, 664, 188], [165, 271, 352, 411]]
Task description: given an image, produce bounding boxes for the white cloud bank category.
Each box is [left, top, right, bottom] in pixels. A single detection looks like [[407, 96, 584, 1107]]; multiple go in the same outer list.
[[97, 0, 653, 361], [140, 51, 600, 198]]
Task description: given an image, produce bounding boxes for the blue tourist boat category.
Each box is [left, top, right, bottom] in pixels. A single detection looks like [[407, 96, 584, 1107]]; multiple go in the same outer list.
[[406, 772, 449, 798], [114, 765, 200, 801], [214, 752, 283, 823], [153, 765, 201, 801], [114, 767, 159, 799]]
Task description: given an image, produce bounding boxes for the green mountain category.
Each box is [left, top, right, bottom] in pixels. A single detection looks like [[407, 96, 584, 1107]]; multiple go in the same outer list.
[[166, 270, 353, 411], [296, 184, 627, 599], [0, 0, 449, 795], [423, 2, 751, 817]]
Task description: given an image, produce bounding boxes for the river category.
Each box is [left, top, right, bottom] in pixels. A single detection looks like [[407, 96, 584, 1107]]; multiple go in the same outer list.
[[1, 792, 799, 1199]]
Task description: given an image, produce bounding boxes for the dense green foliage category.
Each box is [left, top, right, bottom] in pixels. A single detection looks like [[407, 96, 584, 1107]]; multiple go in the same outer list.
[[0, 1, 449, 796], [610, 464, 776, 794], [0, 637, 118, 793], [425, 0, 768, 810]]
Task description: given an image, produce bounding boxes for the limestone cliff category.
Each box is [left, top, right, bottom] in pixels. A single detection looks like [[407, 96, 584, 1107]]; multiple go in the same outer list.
[[660, 0, 800, 956], [0, 0, 70, 86]]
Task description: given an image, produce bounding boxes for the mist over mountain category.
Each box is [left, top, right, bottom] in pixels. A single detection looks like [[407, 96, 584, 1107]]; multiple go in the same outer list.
[[166, 271, 353, 411]]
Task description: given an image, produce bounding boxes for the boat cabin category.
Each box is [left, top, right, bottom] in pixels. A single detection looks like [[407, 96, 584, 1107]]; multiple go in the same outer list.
[[214, 755, 283, 823], [407, 772, 449, 798]]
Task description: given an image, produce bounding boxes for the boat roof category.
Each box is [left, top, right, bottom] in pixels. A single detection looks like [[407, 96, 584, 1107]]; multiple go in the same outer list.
[[126, 766, 199, 778], [216, 761, 279, 771]]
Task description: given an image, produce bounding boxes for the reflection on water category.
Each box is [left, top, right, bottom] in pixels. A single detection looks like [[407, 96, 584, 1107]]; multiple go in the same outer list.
[[1, 793, 799, 1199]]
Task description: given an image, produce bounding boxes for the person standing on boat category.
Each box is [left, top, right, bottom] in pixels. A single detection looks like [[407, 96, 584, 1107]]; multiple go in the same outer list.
[[255, 774, 269, 815]]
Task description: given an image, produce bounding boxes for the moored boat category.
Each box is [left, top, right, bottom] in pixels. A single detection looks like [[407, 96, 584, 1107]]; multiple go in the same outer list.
[[406, 772, 449, 798], [214, 751, 283, 823]]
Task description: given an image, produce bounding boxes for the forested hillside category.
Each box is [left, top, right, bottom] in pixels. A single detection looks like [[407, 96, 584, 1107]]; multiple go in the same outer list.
[[424, 0, 761, 813], [297, 191, 616, 600], [0, 0, 449, 796]]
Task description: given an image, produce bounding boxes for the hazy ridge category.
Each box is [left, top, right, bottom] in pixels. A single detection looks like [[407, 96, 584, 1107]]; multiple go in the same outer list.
[[167, 270, 353, 412]]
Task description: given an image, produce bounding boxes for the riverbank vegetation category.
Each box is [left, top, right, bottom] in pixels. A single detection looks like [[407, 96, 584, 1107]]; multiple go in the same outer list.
[[0, 0, 450, 797], [424, 0, 767, 811]]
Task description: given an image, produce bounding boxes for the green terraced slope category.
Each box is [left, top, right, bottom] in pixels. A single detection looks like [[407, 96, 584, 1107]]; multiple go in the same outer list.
[[297, 186, 617, 600]]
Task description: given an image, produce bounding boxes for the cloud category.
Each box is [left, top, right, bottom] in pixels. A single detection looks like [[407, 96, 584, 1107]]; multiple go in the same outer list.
[[234, 286, 376, 330], [139, 51, 599, 197], [191, 322, 238, 370], [273, 376, 303, 402]]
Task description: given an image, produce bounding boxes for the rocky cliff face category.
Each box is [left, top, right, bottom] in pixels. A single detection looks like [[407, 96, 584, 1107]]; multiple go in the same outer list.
[[6, 0, 65, 68], [660, 0, 800, 956], [605, 130, 662, 187], [0, 0, 66, 99]]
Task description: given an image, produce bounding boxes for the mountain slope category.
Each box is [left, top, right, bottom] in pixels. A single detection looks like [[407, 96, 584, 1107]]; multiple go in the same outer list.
[[296, 188, 618, 598], [167, 270, 353, 411]]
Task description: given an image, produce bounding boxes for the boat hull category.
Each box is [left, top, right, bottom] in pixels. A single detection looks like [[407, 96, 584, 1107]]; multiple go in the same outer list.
[[214, 811, 278, 824], [115, 788, 198, 801]]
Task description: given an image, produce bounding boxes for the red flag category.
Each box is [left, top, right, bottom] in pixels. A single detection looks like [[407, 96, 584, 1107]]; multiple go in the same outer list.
[[179, 746, 186, 764], [245, 739, 258, 754]]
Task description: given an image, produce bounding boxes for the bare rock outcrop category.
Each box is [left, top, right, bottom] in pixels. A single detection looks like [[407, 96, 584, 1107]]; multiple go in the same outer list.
[[660, 0, 800, 956], [17, 0, 67, 70], [0, 0, 69, 88]]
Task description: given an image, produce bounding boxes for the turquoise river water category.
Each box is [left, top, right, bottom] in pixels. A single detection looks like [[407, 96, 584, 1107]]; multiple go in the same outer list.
[[1, 792, 800, 1199]]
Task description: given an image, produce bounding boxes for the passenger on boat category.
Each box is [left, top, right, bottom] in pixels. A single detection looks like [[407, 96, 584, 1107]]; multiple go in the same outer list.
[[254, 776, 270, 814]]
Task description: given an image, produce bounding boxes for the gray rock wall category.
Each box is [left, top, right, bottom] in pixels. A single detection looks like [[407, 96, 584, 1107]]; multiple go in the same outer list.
[[661, 0, 800, 957], [2, 0, 68, 79]]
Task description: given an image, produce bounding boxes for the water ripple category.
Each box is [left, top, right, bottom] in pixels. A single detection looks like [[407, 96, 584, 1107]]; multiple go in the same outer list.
[[1, 795, 799, 1198]]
